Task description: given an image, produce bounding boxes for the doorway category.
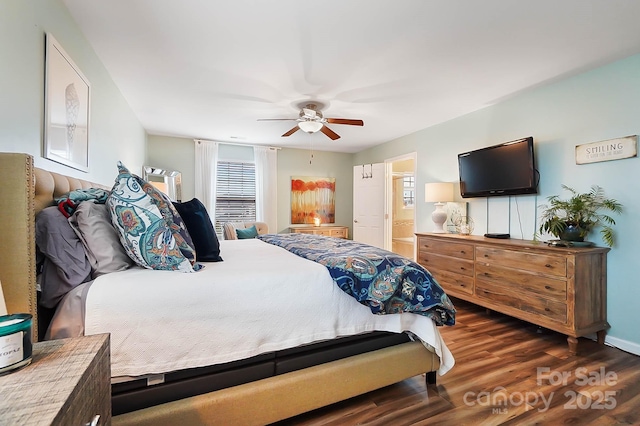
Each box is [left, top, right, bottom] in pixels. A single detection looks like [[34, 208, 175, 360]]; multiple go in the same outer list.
[[385, 153, 416, 259]]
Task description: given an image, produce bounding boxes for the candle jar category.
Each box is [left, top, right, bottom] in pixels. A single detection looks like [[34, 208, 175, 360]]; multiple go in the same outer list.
[[0, 313, 33, 375], [313, 217, 321, 227]]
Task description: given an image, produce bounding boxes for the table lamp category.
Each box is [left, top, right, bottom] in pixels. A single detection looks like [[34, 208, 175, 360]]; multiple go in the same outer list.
[[425, 182, 454, 233]]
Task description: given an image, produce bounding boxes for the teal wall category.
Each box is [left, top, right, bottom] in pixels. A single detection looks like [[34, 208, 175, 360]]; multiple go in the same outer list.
[[147, 135, 196, 201], [0, 0, 146, 184], [355, 54, 640, 352], [148, 136, 355, 235]]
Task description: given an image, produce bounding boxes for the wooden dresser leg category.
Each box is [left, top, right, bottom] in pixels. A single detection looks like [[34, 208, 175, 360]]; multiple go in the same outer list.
[[596, 330, 606, 345], [567, 336, 578, 355], [426, 371, 437, 386]]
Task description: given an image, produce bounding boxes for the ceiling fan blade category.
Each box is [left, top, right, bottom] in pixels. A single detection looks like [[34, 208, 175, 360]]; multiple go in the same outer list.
[[326, 118, 364, 126], [320, 125, 340, 140], [257, 118, 297, 121], [282, 126, 300, 137]]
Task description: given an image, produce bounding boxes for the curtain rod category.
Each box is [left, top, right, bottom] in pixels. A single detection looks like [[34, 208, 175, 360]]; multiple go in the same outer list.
[[194, 139, 281, 150]]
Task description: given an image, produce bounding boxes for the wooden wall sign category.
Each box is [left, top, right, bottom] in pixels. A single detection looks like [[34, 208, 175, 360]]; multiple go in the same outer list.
[[575, 135, 637, 165]]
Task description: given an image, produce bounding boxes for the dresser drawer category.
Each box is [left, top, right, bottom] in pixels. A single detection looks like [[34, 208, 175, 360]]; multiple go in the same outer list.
[[293, 228, 314, 234], [418, 252, 474, 277], [476, 246, 567, 277], [330, 228, 348, 238], [476, 263, 567, 301], [430, 269, 474, 295], [418, 237, 474, 260], [475, 279, 567, 323]]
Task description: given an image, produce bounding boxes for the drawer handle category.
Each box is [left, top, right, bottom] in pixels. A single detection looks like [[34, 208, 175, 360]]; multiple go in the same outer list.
[[86, 415, 100, 426], [484, 254, 489, 258], [460, 250, 466, 254], [545, 285, 551, 290], [545, 308, 551, 312], [545, 264, 552, 268]]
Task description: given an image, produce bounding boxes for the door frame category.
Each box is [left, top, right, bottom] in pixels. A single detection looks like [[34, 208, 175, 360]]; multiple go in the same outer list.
[[384, 152, 417, 253]]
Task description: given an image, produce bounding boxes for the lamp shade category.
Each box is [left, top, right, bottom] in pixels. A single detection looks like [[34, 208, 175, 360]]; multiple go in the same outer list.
[[298, 121, 323, 133], [425, 182, 454, 203]]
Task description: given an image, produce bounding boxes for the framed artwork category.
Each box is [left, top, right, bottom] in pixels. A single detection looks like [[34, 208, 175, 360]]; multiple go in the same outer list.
[[291, 176, 336, 224], [445, 202, 467, 233], [44, 33, 91, 172]]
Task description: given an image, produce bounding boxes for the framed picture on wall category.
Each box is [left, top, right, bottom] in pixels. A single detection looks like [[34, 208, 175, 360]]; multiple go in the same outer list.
[[291, 176, 336, 224], [44, 33, 91, 172]]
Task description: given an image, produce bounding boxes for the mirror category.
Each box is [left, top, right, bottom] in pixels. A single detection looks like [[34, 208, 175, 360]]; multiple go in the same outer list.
[[142, 165, 182, 202]]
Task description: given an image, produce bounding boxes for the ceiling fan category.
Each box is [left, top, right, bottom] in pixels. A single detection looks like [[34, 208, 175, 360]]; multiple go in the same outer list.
[[257, 103, 363, 140]]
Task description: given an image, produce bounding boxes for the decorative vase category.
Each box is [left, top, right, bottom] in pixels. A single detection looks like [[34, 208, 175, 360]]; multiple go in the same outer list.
[[454, 216, 474, 235], [560, 223, 584, 242]]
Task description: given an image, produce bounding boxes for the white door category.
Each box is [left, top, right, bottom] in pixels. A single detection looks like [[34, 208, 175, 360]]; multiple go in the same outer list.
[[353, 163, 385, 248]]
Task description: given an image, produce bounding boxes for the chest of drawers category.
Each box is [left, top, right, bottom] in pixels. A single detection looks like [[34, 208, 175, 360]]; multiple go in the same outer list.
[[290, 226, 349, 239], [417, 233, 609, 353]]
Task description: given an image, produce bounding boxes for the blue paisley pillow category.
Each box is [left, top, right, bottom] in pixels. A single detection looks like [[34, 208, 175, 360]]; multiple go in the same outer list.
[[107, 161, 200, 272]]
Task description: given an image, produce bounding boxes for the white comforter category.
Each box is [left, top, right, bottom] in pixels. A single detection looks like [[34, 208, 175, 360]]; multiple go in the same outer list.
[[85, 239, 454, 378]]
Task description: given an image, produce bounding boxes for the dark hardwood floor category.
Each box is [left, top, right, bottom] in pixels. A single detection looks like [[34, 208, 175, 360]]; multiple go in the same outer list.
[[274, 299, 640, 425]]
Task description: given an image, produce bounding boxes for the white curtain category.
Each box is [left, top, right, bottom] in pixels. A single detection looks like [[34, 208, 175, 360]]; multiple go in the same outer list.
[[194, 140, 219, 216], [254, 146, 278, 234]]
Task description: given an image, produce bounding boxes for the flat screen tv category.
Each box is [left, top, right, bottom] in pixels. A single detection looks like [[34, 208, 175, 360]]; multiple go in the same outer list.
[[458, 137, 538, 198]]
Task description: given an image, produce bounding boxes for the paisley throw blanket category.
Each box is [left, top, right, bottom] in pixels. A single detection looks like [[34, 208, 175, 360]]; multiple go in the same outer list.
[[257, 234, 456, 326]]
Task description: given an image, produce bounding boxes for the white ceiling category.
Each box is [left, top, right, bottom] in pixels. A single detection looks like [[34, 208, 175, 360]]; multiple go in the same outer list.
[[63, 0, 640, 153]]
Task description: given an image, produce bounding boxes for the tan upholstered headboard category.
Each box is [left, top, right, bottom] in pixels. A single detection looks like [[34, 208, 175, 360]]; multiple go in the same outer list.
[[0, 152, 108, 340]]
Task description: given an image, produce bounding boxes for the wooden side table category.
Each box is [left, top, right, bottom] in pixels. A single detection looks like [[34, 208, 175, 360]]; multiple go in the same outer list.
[[0, 333, 111, 425]]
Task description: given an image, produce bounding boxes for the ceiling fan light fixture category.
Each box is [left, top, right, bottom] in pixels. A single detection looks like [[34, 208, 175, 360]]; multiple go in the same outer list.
[[298, 121, 323, 133]]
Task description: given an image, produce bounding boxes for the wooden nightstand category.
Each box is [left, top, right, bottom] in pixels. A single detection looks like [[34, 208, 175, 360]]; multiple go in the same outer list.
[[0, 333, 111, 425], [290, 225, 349, 239]]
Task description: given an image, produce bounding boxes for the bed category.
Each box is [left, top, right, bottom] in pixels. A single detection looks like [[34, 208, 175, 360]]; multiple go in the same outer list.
[[0, 152, 455, 425]]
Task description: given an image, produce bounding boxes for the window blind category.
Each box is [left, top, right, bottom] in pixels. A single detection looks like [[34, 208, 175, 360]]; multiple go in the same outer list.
[[215, 161, 256, 236]]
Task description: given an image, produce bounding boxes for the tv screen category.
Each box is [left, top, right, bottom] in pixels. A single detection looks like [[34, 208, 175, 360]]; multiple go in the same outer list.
[[458, 137, 538, 198]]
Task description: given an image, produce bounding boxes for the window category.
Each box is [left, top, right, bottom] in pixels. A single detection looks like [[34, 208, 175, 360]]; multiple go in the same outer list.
[[403, 176, 415, 208], [215, 161, 256, 236]]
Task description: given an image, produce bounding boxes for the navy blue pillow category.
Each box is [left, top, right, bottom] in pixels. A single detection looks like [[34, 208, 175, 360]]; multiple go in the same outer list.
[[172, 198, 223, 262]]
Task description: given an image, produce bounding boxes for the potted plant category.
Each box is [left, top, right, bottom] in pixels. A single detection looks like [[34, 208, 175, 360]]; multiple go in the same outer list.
[[538, 185, 623, 247]]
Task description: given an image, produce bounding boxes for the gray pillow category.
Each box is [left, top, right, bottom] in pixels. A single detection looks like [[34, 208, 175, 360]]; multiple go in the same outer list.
[[69, 202, 134, 278], [35, 207, 92, 309]]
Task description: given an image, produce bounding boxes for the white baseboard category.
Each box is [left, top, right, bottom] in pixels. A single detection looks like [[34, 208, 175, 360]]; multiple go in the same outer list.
[[603, 335, 640, 356], [584, 333, 640, 356]]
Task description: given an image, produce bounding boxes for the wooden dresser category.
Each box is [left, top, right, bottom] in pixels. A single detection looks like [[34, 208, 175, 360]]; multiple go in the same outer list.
[[416, 233, 610, 353], [0, 334, 111, 425], [290, 225, 349, 239]]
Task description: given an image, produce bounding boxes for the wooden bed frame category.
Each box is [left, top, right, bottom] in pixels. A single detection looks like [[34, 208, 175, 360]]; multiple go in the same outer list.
[[0, 152, 440, 426]]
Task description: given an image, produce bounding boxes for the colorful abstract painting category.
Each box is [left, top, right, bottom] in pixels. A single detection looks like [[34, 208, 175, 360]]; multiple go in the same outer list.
[[291, 176, 336, 224]]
